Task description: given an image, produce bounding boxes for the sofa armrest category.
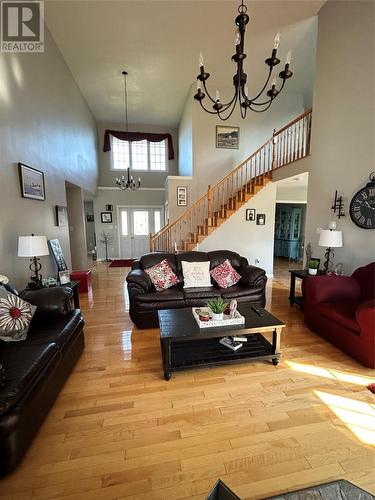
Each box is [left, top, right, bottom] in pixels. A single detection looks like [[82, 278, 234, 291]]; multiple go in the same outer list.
[[304, 275, 361, 305], [356, 300, 375, 368], [239, 264, 266, 287], [19, 287, 74, 317], [126, 269, 152, 292]]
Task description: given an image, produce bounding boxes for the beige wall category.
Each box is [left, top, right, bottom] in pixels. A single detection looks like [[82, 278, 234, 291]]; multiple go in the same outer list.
[[305, 0, 375, 273], [66, 183, 88, 269], [199, 183, 277, 276], [0, 27, 98, 288]]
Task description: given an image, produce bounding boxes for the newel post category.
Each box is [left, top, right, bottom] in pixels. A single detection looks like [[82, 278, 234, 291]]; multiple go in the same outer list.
[[149, 232, 153, 252], [207, 184, 212, 226], [272, 128, 277, 170], [306, 113, 312, 156]]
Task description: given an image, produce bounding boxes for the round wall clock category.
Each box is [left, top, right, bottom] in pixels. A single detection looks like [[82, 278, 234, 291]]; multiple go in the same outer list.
[[349, 172, 375, 229]]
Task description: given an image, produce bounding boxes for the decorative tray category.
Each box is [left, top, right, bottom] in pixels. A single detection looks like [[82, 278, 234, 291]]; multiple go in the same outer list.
[[192, 308, 245, 329]]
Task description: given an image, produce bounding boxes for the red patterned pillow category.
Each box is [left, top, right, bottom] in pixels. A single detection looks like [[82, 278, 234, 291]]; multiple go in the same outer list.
[[145, 259, 179, 291], [210, 259, 241, 289]]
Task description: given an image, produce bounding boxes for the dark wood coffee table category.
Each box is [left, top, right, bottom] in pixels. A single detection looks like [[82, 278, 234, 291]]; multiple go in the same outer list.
[[158, 305, 285, 380]]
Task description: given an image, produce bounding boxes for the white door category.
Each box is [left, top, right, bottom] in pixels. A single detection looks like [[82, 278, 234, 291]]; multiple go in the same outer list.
[[118, 207, 162, 259]]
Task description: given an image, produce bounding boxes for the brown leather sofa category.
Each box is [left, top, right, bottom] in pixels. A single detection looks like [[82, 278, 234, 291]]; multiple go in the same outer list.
[[126, 250, 267, 329], [0, 286, 84, 477]]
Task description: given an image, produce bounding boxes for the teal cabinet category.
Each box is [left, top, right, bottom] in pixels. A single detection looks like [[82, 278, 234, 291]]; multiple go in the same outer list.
[[274, 205, 303, 260]]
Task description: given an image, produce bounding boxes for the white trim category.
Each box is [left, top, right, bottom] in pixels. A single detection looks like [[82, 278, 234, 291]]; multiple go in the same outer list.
[[276, 200, 307, 204], [167, 175, 193, 180], [98, 186, 165, 191]]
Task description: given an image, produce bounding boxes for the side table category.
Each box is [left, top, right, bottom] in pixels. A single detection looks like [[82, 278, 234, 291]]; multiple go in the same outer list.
[[289, 269, 323, 308]]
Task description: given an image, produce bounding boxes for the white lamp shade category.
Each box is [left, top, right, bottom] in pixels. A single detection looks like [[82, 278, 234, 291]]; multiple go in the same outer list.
[[18, 235, 49, 257], [318, 229, 343, 248]]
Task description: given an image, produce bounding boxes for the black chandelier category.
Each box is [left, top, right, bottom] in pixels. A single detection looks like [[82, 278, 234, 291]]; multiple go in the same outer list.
[[194, 0, 293, 119], [115, 71, 141, 191]]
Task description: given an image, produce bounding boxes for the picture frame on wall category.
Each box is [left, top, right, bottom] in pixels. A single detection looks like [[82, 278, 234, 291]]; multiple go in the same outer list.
[[55, 205, 68, 227], [59, 270, 70, 285], [18, 163, 45, 201], [216, 126, 240, 149], [101, 212, 112, 223], [256, 214, 266, 225], [246, 209, 256, 221], [177, 186, 187, 206]]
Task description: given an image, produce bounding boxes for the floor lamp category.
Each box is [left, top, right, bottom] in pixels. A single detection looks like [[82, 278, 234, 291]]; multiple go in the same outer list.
[[318, 229, 343, 274]]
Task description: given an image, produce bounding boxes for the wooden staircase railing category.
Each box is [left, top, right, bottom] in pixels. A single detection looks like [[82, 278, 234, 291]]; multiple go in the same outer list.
[[150, 108, 312, 253]]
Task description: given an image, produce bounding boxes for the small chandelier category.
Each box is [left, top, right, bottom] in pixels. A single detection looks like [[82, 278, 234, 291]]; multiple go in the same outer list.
[[115, 71, 141, 191], [194, 0, 293, 119]]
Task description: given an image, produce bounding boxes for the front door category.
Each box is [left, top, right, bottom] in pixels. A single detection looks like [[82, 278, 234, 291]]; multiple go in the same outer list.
[[118, 207, 162, 259]]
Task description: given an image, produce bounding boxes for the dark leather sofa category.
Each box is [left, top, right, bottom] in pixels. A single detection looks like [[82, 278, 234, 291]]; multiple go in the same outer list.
[[0, 286, 84, 477], [126, 250, 267, 329]]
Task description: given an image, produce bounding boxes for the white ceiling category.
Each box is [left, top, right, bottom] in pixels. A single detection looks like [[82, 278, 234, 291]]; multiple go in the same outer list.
[[45, 0, 323, 128]]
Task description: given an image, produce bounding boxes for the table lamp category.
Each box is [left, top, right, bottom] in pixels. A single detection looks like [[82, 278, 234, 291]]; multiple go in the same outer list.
[[318, 229, 343, 274], [18, 234, 49, 287]]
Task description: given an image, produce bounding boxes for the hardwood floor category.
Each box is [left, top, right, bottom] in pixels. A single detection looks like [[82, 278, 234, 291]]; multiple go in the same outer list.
[[1, 262, 374, 499]]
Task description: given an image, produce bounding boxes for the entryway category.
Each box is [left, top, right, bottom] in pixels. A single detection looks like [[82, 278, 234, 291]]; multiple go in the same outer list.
[[118, 207, 162, 259]]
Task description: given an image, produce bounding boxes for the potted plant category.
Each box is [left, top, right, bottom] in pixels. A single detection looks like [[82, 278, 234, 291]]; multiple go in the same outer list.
[[207, 297, 228, 321], [308, 259, 319, 275]]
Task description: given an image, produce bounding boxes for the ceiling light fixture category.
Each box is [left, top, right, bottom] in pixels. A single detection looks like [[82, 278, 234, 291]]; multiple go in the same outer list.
[[115, 71, 141, 191], [194, 0, 293, 119]]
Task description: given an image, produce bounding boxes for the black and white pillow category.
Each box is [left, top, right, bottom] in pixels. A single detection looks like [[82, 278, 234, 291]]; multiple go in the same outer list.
[[0, 287, 36, 342]]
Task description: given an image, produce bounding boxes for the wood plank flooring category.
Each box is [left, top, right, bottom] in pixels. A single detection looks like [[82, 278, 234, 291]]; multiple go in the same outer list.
[[1, 262, 374, 499]]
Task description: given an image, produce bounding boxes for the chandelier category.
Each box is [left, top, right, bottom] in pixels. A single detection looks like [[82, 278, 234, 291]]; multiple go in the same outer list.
[[115, 71, 141, 191], [194, 0, 293, 119]]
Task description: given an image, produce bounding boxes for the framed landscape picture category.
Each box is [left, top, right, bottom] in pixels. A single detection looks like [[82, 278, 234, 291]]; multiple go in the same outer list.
[[18, 163, 45, 200], [216, 126, 240, 149]]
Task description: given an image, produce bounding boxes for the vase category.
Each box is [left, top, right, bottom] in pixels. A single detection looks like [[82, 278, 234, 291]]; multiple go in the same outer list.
[[211, 312, 223, 321], [308, 268, 317, 275]]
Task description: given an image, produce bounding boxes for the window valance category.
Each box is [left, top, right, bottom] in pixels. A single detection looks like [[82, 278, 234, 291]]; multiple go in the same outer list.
[[103, 130, 175, 160]]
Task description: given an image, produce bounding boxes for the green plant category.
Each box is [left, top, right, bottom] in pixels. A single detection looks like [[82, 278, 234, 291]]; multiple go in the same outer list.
[[308, 259, 319, 270], [207, 297, 228, 314]]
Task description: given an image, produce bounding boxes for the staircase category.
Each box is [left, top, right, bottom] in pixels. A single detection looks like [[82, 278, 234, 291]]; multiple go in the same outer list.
[[150, 109, 312, 253]]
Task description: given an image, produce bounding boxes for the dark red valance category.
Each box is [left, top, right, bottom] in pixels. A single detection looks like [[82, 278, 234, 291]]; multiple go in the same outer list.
[[103, 130, 174, 160]]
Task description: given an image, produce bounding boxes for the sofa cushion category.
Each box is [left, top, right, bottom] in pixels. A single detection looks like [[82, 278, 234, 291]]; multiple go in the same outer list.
[[0, 288, 36, 342], [208, 250, 242, 270], [319, 300, 360, 333], [181, 260, 211, 288], [145, 259, 179, 291], [0, 343, 59, 417], [211, 259, 241, 289], [182, 287, 221, 300], [221, 284, 264, 299], [135, 288, 184, 303], [140, 252, 177, 273]]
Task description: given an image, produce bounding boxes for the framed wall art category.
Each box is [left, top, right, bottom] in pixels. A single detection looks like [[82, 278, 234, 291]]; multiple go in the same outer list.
[[101, 212, 112, 223], [177, 186, 187, 207], [55, 205, 68, 227], [256, 214, 266, 225], [245, 209, 255, 221], [216, 126, 240, 149], [18, 163, 45, 201]]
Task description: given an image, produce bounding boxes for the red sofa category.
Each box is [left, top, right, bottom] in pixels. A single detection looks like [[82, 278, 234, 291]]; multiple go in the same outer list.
[[304, 262, 375, 368]]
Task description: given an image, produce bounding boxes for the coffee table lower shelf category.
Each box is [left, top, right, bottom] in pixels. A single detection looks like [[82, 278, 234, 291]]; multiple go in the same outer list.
[[162, 333, 279, 380]]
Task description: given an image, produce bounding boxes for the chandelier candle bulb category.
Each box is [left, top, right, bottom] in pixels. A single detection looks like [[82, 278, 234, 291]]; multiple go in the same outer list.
[[215, 90, 220, 101], [274, 32, 280, 49], [199, 52, 204, 69], [196, 80, 201, 90], [286, 50, 292, 65]]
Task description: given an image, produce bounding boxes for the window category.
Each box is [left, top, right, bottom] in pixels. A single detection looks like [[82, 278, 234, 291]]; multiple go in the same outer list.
[[154, 210, 161, 233], [133, 210, 149, 235], [121, 210, 128, 236], [111, 137, 167, 171]]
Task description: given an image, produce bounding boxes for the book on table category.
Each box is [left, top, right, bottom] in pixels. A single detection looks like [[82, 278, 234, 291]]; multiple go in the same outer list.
[[219, 337, 243, 351]]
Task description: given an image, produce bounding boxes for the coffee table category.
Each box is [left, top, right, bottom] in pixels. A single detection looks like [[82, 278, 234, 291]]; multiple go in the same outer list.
[[158, 305, 286, 380]]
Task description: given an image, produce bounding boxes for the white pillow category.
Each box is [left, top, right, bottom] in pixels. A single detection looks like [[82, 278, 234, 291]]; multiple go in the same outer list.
[[181, 261, 212, 288]]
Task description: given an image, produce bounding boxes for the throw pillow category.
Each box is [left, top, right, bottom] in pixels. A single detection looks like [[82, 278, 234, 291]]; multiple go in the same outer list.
[[145, 259, 179, 292], [210, 259, 241, 289], [0, 363, 5, 388], [181, 261, 212, 288], [0, 287, 36, 342]]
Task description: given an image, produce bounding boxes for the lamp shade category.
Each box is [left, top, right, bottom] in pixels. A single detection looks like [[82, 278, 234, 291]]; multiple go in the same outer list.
[[18, 235, 49, 257], [318, 230, 343, 248]]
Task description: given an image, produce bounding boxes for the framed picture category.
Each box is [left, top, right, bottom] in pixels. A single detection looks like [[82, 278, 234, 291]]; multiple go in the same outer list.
[[18, 163, 45, 201], [177, 186, 187, 207], [256, 213, 266, 225], [86, 213, 94, 222], [48, 238, 68, 272], [101, 212, 112, 223], [55, 205, 68, 227], [105, 204, 113, 211], [246, 209, 256, 221], [216, 126, 240, 149], [59, 270, 70, 285]]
